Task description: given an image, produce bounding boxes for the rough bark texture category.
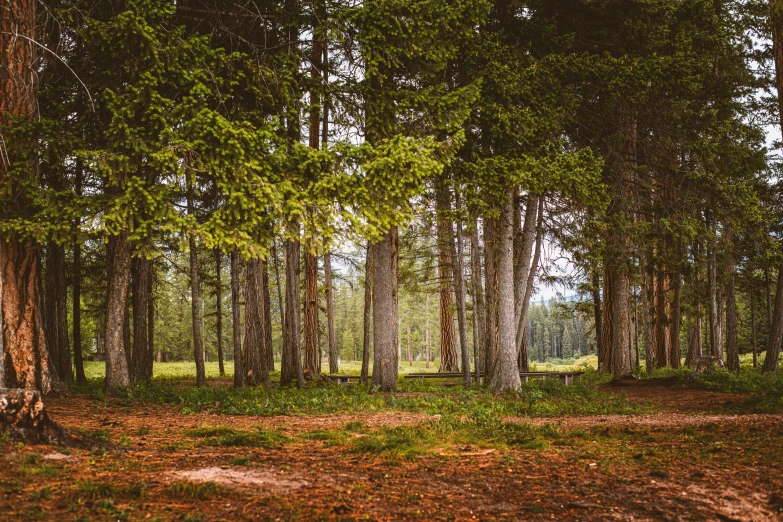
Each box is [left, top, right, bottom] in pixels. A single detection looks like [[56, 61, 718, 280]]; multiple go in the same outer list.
[[230, 251, 243, 388], [490, 194, 522, 393], [324, 251, 338, 374], [483, 217, 498, 380], [669, 267, 682, 369], [303, 248, 320, 377], [638, 252, 655, 374], [361, 242, 373, 384], [215, 250, 225, 376], [72, 164, 86, 383], [371, 227, 398, 392], [436, 185, 458, 372], [516, 197, 543, 372], [43, 247, 58, 370], [600, 267, 614, 373], [514, 194, 538, 367], [104, 232, 131, 394], [243, 258, 269, 386], [470, 224, 485, 379], [281, 224, 304, 387], [130, 256, 151, 383], [0, 388, 101, 447], [147, 269, 154, 381], [592, 271, 603, 367], [653, 265, 670, 368]]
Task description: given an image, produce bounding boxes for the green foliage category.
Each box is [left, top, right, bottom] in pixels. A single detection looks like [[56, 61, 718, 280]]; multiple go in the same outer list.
[[168, 482, 226, 501]]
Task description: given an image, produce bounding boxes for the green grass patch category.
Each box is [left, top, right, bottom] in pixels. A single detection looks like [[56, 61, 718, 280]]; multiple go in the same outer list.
[[168, 481, 227, 501], [185, 426, 290, 448]]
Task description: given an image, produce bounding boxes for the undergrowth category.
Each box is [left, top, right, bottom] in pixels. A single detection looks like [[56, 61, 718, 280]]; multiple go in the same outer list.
[[71, 368, 655, 418]]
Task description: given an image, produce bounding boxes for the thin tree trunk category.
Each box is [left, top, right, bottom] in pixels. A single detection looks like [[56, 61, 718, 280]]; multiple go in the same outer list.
[[147, 268, 154, 381], [188, 177, 206, 387], [725, 225, 739, 372], [490, 193, 522, 393], [517, 197, 544, 373], [592, 271, 603, 364], [450, 192, 471, 387], [131, 256, 150, 382], [436, 185, 458, 372], [425, 292, 431, 369], [752, 289, 758, 368], [763, 263, 783, 373], [304, 247, 320, 377], [514, 194, 538, 366], [470, 223, 485, 380], [281, 222, 304, 387], [361, 242, 373, 384], [371, 227, 399, 392], [654, 262, 670, 368], [53, 244, 72, 383], [230, 251, 243, 388], [72, 162, 85, 383], [670, 261, 682, 369], [707, 216, 720, 358], [407, 324, 412, 366], [215, 250, 225, 376], [600, 266, 614, 373], [43, 247, 58, 370], [325, 251, 338, 373], [272, 239, 285, 341], [263, 261, 274, 372]]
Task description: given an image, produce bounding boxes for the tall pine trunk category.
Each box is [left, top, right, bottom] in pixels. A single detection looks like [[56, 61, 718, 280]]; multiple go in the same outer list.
[[104, 232, 131, 394], [53, 243, 72, 382], [490, 193, 521, 393], [436, 185, 458, 372], [72, 163, 86, 383], [303, 247, 320, 377], [263, 261, 274, 372], [187, 174, 206, 387], [215, 250, 225, 376], [230, 251, 243, 388], [483, 217, 498, 379], [361, 242, 373, 383], [325, 251, 338, 373], [131, 256, 150, 382], [281, 223, 304, 387], [371, 227, 399, 391], [450, 192, 470, 386], [243, 258, 268, 385]]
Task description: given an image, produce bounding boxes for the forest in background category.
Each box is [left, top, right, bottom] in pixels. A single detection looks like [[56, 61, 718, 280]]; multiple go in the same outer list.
[[3, 0, 783, 396]]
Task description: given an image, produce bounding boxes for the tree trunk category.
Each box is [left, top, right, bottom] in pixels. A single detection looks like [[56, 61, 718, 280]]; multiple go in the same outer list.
[[147, 268, 154, 381], [272, 239, 285, 345], [763, 262, 783, 373], [592, 270, 603, 364], [304, 247, 320, 377], [600, 266, 614, 373], [281, 223, 304, 387], [517, 197, 543, 372], [215, 250, 225, 376], [483, 217, 498, 379], [490, 193, 522, 393], [669, 264, 682, 369], [243, 258, 268, 386], [263, 261, 274, 372], [470, 223, 485, 380], [436, 185, 458, 372], [514, 194, 538, 369], [53, 244, 72, 383], [325, 251, 338, 373], [131, 256, 150, 382], [371, 227, 399, 392], [187, 175, 206, 387], [0, 0, 61, 395], [104, 232, 131, 394], [611, 268, 632, 379], [72, 162, 85, 383], [725, 225, 739, 372], [653, 263, 670, 368], [751, 290, 758, 369], [450, 192, 471, 387], [230, 251, 243, 388], [361, 242, 373, 384], [425, 292, 431, 369], [43, 247, 58, 371], [708, 219, 720, 359]]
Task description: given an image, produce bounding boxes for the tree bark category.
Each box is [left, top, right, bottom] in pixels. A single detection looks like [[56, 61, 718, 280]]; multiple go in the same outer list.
[[763, 263, 783, 373], [516, 197, 543, 372], [514, 194, 538, 368], [281, 223, 304, 387], [425, 292, 431, 369], [304, 247, 320, 377], [104, 232, 131, 394], [131, 256, 150, 382], [371, 227, 399, 392], [638, 252, 655, 374], [490, 193, 522, 393], [751, 289, 758, 369], [325, 251, 338, 373], [230, 251, 243, 388], [592, 270, 603, 364], [448, 192, 470, 386], [243, 258, 268, 386], [147, 268, 154, 381], [262, 261, 274, 372], [483, 217, 498, 379], [669, 263, 682, 369], [361, 242, 373, 384], [470, 223, 485, 380], [725, 225, 739, 372], [53, 244, 72, 383], [654, 262, 670, 368], [600, 266, 614, 373], [72, 162, 85, 383], [43, 247, 58, 371], [215, 250, 225, 376], [187, 175, 206, 387], [436, 185, 458, 372]]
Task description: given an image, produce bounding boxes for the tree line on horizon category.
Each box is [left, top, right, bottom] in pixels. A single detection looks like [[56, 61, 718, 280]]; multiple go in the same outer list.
[[3, 0, 783, 396]]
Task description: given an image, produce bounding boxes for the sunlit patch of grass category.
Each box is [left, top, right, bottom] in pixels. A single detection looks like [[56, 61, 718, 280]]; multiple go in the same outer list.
[[168, 481, 227, 501], [185, 426, 290, 448], [77, 479, 115, 499], [229, 455, 251, 466]]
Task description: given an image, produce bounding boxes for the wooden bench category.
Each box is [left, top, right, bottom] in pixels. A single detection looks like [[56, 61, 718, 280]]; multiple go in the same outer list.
[[325, 374, 364, 385], [403, 371, 583, 385]]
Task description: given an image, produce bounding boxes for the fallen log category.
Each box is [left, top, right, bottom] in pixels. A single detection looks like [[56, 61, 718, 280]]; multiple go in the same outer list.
[[0, 388, 104, 448]]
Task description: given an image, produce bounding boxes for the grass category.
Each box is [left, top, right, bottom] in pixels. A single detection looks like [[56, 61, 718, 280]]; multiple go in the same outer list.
[[168, 482, 227, 501], [185, 426, 290, 448]]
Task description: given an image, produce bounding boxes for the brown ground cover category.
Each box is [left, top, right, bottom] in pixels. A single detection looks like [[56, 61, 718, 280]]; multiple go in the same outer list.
[[1, 381, 782, 521]]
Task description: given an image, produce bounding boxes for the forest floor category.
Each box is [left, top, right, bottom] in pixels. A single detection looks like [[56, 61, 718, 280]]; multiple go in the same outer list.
[[1, 374, 782, 521]]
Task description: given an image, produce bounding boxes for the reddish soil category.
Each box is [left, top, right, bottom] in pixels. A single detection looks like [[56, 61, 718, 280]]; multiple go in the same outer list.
[[1, 383, 782, 521]]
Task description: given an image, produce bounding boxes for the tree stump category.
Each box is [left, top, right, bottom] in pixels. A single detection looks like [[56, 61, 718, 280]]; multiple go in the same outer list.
[[0, 388, 100, 448]]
